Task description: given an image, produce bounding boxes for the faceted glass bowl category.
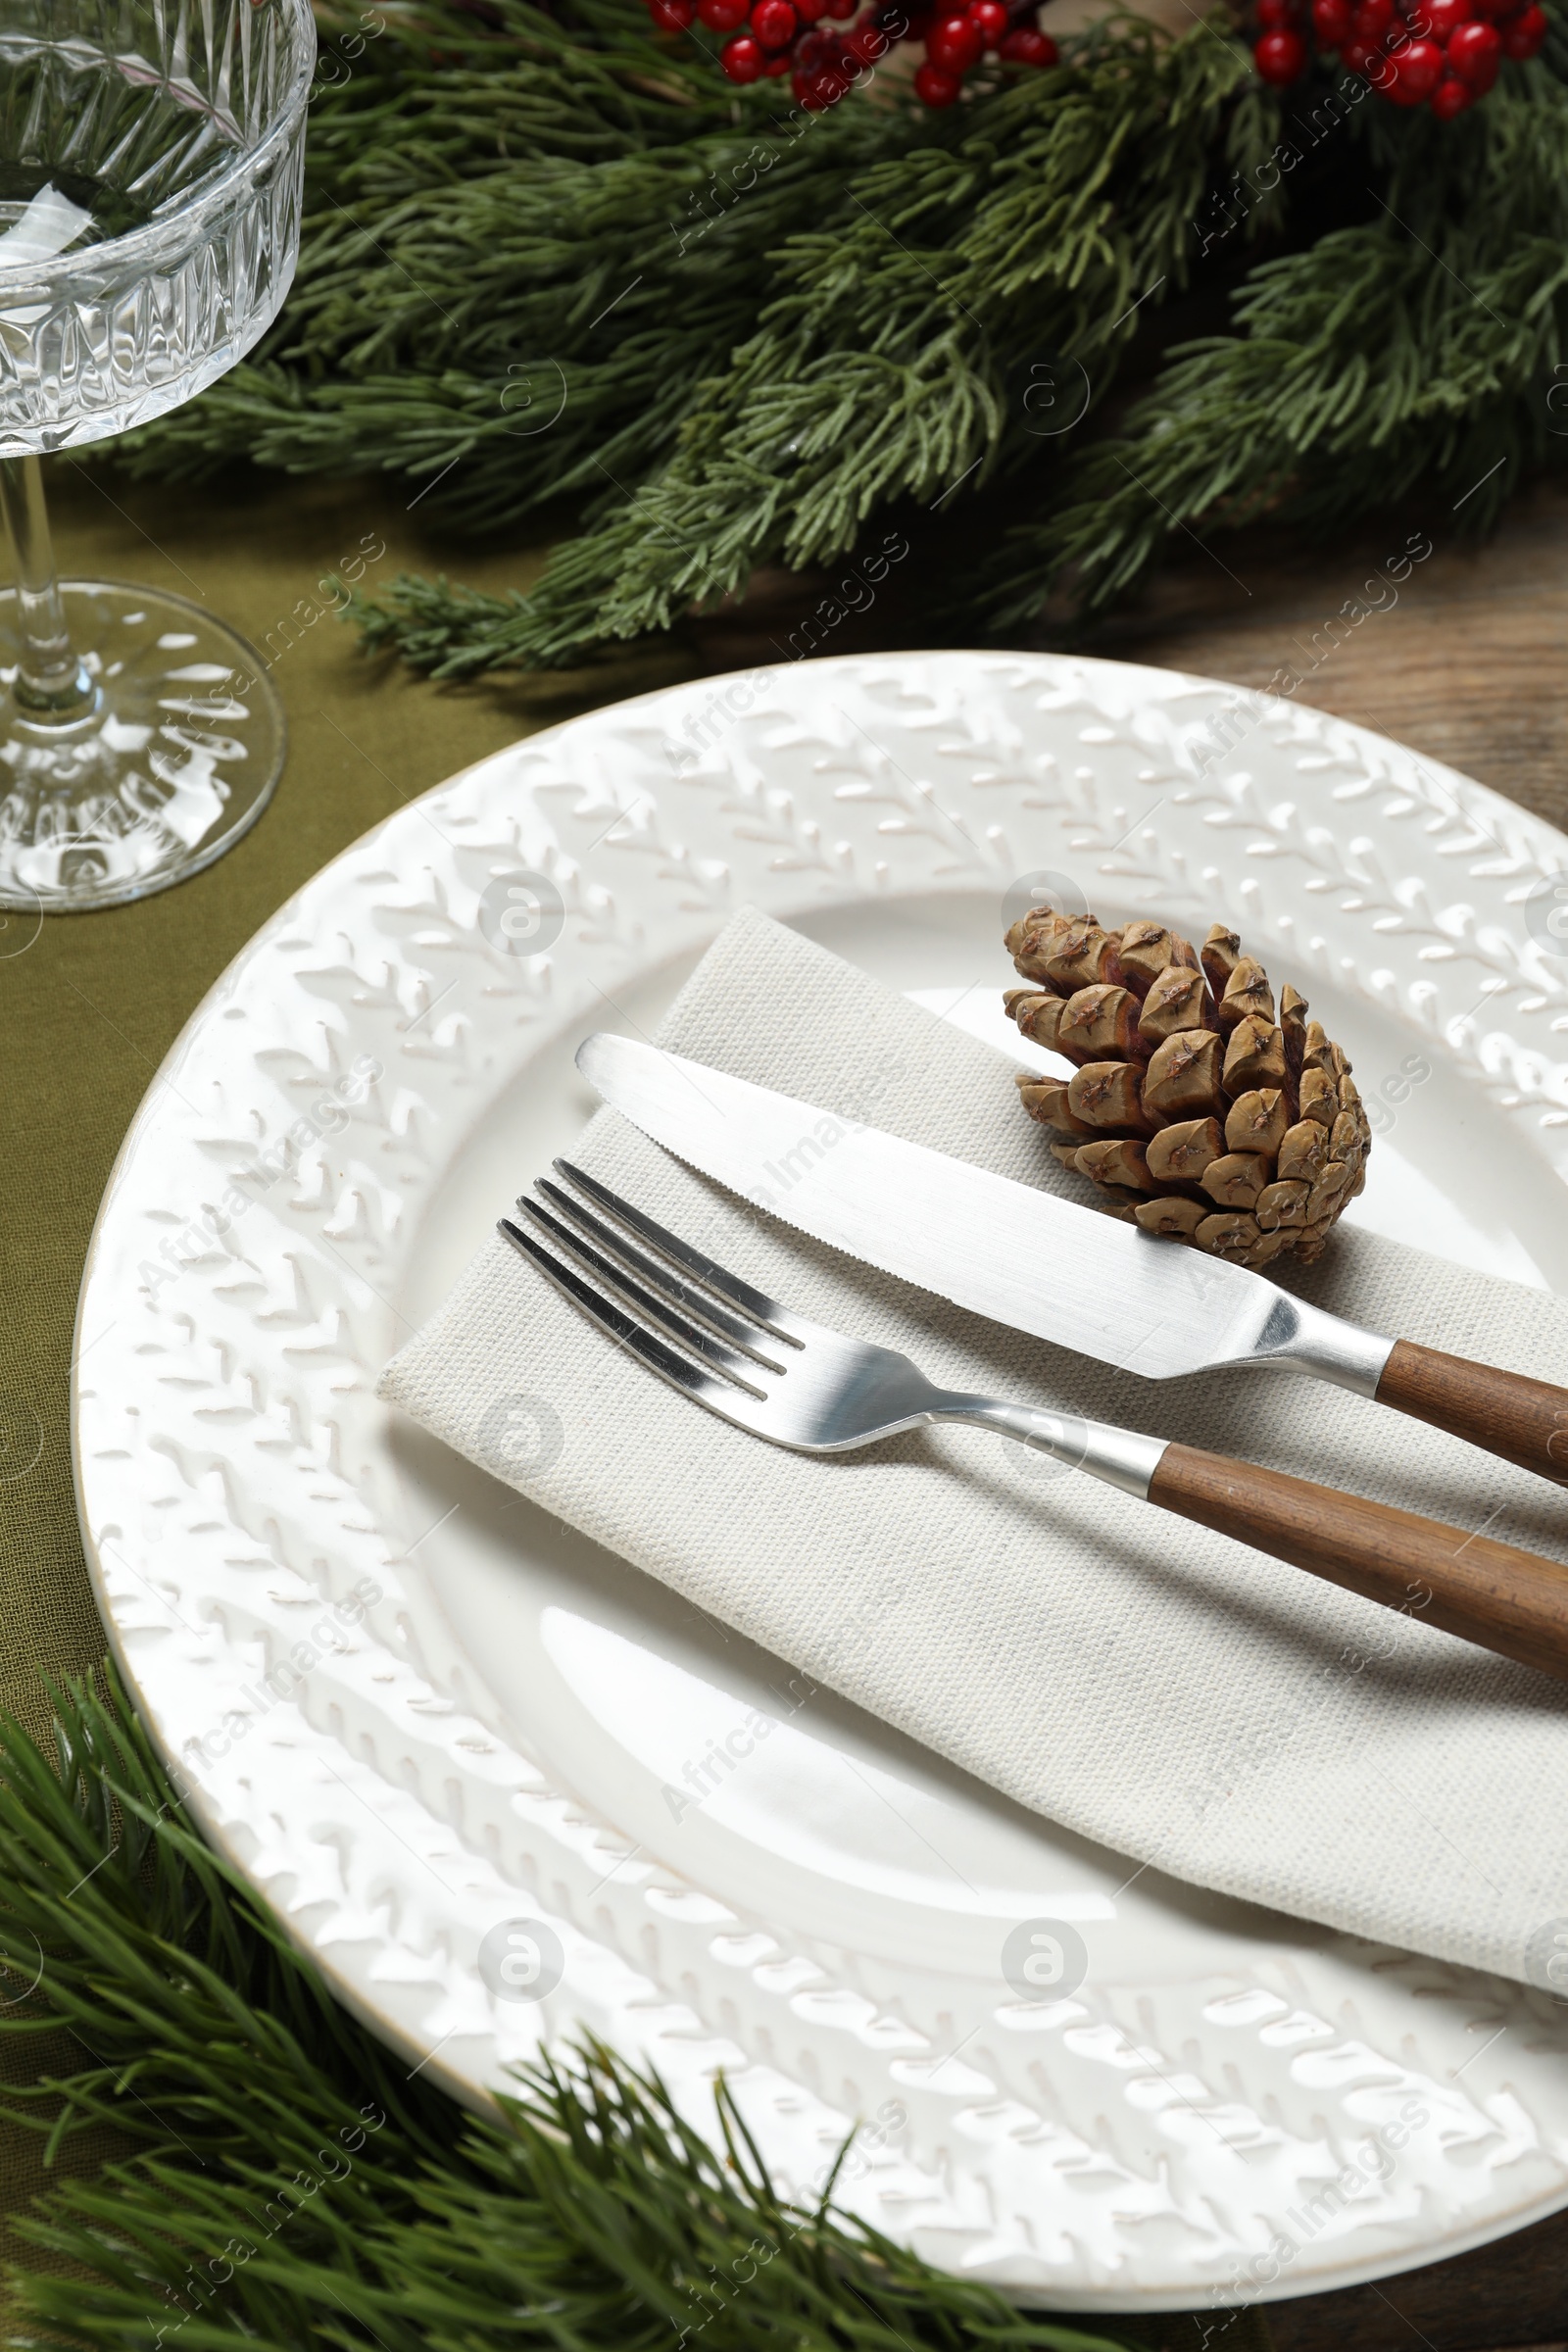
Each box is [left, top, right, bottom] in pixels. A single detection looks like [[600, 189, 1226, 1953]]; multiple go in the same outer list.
[[0, 0, 313, 454], [0, 0, 314, 914]]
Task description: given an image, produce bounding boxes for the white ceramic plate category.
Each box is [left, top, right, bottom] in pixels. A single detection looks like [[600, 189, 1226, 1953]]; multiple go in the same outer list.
[[74, 653, 1568, 2314]]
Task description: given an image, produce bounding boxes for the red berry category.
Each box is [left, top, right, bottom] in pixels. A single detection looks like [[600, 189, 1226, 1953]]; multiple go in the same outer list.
[[699, 0, 749, 27], [1312, 0, 1352, 41], [925, 10, 984, 66], [1501, 0, 1545, 51], [914, 56, 962, 96], [720, 27, 764, 70], [1352, 0, 1392, 33], [1416, 0, 1469, 33], [967, 0, 1009, 41], [647, 0, 696, 26], [795, 0, 829, 19], [1341, 31, 1376, 63], [998, 21, 1056, 56], [841, 18, 887, 56], [1252, 25, 1306, 75], [750, 0, 796, 40], [1447, 15, 1500, 74], [1371, 28, 1433, 81], [1392, 31, 1444, 85], [824, 0, 858, 18], [1256, 0, 1297, 24], [1430, 67, 1473, 103]]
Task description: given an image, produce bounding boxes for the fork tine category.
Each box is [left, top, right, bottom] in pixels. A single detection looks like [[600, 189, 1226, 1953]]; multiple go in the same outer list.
[[514, 1198, 769, 1396], [532, 1176, 786, 1369], [551, 1159, 802, 1343], [499, 1217, 745, 1410]]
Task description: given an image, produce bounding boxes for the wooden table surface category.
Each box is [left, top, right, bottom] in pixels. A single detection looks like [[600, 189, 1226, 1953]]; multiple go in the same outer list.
[[1105, 480, 1568, 830]]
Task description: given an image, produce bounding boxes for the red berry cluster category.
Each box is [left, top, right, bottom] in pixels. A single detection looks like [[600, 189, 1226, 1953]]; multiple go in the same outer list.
[[908, 1, 1058, 107], [1252, 0, 1544, 113], [648, 0, 1057, 109]]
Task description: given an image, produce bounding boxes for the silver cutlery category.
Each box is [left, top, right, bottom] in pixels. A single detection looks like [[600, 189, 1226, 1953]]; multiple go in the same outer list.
[[576, 1033, 1568, 1489], [501, 1161, 1568, 1686]]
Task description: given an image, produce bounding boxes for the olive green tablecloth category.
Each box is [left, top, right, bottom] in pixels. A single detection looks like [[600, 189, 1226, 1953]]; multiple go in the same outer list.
[[0, 458, 612, 2263]]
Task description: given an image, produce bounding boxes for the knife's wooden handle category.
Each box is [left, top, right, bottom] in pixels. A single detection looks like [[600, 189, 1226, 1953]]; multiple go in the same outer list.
[[1374, 1340, 1568, 1486], [1148, 1442, 1568, 1682]]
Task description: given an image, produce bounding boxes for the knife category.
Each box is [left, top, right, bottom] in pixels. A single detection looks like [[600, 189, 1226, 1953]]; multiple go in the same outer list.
[[576, 1032, 1568, 1487]]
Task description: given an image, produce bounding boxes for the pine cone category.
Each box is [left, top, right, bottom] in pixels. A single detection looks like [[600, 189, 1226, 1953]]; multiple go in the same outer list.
[[1004, 908, 1370, 1270]]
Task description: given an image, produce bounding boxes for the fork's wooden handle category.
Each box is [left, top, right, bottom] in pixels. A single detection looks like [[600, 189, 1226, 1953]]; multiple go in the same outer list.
[[1374, 1340, 1568, 1486], [1148, 1443, 1568, 1682]]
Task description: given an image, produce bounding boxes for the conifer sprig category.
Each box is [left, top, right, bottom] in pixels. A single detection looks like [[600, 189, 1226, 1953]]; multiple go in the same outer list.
[[969, 67, 1568, 626], [105, 1, 1271, 630], [0, 1668, 1160, 2352]]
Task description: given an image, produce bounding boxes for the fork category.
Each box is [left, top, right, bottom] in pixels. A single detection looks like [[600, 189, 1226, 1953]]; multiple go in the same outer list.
[[500, 1162, 1568, 1687]]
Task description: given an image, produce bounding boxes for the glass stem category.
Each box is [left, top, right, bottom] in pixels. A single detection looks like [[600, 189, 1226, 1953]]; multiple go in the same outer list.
[[0, 457, 92, 722]]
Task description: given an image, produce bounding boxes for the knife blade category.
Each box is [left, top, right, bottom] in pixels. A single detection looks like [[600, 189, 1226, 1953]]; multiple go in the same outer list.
[[575, 1032, 1387, 1390], [574, 1033, 1568, 1483]]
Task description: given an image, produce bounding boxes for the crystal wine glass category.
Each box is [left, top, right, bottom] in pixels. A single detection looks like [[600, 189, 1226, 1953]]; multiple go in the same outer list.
[[0, 0, 313, 915]]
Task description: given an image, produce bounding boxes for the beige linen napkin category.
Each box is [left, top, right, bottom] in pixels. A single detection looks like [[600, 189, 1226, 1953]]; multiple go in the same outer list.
[[381, 907, 1568, 1985]]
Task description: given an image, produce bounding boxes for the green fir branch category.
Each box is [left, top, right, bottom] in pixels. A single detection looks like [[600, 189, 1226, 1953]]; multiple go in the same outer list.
[[109, 24, 934, 526], [97, 0, 1568, 678], [345, 20, 1264, 669], [970, 60, 1568, 626], [307, 0, 738, 164], [0, 1666, 1160, 2352]]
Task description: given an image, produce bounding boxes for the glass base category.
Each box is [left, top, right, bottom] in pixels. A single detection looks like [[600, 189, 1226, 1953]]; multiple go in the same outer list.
[[0, 580, 285, 913]]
